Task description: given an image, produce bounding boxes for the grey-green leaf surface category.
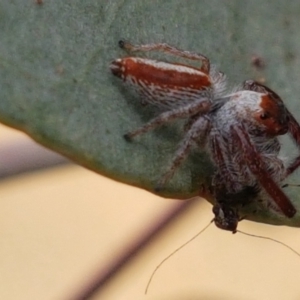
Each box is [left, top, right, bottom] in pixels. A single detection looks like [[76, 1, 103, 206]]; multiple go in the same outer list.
[[1, 1, 300, 227]]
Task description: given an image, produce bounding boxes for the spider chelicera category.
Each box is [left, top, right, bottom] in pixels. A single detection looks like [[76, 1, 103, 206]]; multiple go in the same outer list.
[[110, 41, 300, 232]]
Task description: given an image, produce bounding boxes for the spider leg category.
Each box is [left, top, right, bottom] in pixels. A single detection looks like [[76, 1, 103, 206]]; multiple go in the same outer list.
[[285, 110, 300, 177], [231, 124, 296, 218], [124, 99, 210, 140], [282, 183, 300, 188], [286, 156, 300, 178], [118, 40, 210, 73], [155, 117, 211, 190], [209, 131, 246, 231], [287, 110, 300, 143], [210, 130, 238, 192]]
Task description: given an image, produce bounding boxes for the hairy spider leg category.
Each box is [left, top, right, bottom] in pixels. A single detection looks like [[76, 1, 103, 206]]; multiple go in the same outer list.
[[119, 40, 210, 73], [124, 99, 211, 140], [209, 130, 247, 231], [209, 130, 238, 191], [209, 144, 259, 231], [155, 117, 211, 190], [231, 124, 296, 218]]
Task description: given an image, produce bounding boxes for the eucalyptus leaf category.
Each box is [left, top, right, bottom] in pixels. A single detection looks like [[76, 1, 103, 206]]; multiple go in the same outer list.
[[1, 1, 300, 227]]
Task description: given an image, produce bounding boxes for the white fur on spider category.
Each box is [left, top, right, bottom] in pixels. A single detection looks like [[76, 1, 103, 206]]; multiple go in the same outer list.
[[213, 91, 262, 131], [127, 79, 212, 109], [128, 57, 206, 75], [209, 90, 285, 183], [206, 89, 289, 216]]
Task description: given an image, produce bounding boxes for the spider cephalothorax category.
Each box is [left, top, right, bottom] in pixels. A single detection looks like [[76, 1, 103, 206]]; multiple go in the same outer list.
[[110, 41, 300, 232]]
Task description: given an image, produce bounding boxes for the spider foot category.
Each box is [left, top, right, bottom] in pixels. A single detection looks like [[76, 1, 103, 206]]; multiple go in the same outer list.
[[154, 184, 163, 193], [118, 40, 125, 48], [118, 40, 131, 50], [123, 133, 133, 142]]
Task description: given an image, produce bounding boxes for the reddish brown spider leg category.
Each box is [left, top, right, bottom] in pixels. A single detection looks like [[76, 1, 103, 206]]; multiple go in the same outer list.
[[124, 100, 210, 140], [287, 110, 300, 144], [231, 124, 296, 218], [156, 117, 211, 190], [118, 40, 210, 73]]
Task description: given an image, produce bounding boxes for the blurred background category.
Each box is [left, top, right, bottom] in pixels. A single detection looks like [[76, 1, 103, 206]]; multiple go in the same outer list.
[[1, 124, 300, 300]]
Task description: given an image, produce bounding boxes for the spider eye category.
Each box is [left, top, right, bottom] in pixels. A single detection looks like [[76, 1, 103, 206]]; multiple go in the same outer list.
[[260, 112, 269, 120]]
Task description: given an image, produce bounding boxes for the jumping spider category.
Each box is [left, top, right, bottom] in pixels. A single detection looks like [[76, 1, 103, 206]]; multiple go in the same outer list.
[[110, 41, 300, 232]]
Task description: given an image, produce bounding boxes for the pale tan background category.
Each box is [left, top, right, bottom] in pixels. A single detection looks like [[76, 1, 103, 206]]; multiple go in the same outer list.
[[1, 124, 300, 300]]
